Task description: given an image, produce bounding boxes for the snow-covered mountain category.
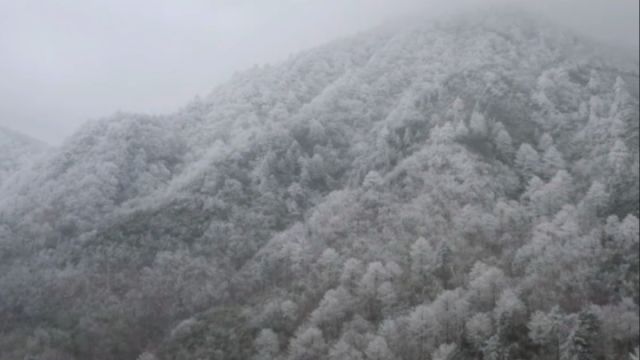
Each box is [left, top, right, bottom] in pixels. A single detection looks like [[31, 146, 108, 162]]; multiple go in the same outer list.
[[0, 9, 638, 360]]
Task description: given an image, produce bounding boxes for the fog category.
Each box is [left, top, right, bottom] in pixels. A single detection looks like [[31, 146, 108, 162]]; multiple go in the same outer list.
[[1, 0, 637, 144]]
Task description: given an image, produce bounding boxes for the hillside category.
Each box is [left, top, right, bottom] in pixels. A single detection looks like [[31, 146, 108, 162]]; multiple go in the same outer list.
[[0, 126, 48, 187], [0, 9, 638, 360]]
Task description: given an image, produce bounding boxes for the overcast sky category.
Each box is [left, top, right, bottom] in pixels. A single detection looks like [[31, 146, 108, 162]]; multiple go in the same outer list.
[[1, 0, 638, 144]]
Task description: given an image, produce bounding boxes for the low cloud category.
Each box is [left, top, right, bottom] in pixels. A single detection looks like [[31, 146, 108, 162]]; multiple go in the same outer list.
[[0, 0, 637, 144]]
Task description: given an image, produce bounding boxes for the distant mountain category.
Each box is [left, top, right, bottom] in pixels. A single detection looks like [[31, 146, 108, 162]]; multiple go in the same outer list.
[[0, 9, 638, 360], [0, 126, 48, 187]]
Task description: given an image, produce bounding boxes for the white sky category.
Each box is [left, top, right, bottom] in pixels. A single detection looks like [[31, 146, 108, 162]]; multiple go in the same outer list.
[[0, 0, 637, 144]]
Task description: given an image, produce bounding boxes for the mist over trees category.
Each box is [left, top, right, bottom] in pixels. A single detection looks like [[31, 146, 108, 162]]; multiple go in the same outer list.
[[0, 8, 638, 360], [0, 127, 48, 188]]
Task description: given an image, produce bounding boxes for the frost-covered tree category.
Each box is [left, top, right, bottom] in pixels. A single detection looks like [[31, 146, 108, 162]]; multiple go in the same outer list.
[[562, 309, 601, 360], [363, 170, 384, 190], [315, 248, 342, 288], [433, 242, 454, 289], [365, 336, 396, 360], [328, 339, 363, 360], [538, 133, 554, 152], [542, 145, 566, 178], [529, 307, 568, 360], [516, 143, 541, 178], [469, 108, 489, 138], [494, 289, 526, 335], [137, 352, 158, 360], [450, 97, 466, 124], [432, 343, 457, 360], [482, 335, 505, 360], [577, 181, 608, 227], [594, 298, 640, 358], [253, 329, 280, 360], [407, 304, 435, 360], [610, 77, 637, 126], [431, 289, 470, 344], [494, 128, 514, 159], [468, 262, 507, 311], [288, 327, 327, 360], [454, 120, 470, 140], [608, 139, 630, 177], [466, 312, 494, 351], [358, 262, 391, 321], [340, 258, 365, 293], [410, 237, 435, 298], [310, 287, 352, 338], [529, 170, 573, 216]]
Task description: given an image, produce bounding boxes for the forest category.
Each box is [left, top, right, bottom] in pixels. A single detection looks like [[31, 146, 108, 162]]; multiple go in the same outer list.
[[0, 9, 638, 360]]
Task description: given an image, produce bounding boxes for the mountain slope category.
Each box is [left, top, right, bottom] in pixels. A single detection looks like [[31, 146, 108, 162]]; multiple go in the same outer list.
[[0, 126, 48, 187], [0, 9, 638, 360]]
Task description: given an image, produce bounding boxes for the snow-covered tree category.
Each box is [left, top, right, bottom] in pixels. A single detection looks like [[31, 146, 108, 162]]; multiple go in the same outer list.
[[542, 145, 566, 178], [358, 262, 391, 321], [538, 133, 554, 152], [432, 343, 457, 360], [310, 287, 353, 338], [469, 108, 489, 137], [466, 312, 494, 350], [341, 258, 365, 293], [529, 307, 567, 360], [516, 143, 541, 178], [254, 329, 280, 360], [495, 128, 514, 159], [577, 181, 608, 226], [288, 327, 327, 360], [562, 309, 601, 360], [328, 339, 363, 360], [365, 336, 397, 360], [410, 237, 435, 298], [468, 262, 507, 311], [608, 139, 630, 177]]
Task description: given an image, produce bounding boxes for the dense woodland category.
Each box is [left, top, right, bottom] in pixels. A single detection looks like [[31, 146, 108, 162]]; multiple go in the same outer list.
[[0, 10, 638, 360]]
